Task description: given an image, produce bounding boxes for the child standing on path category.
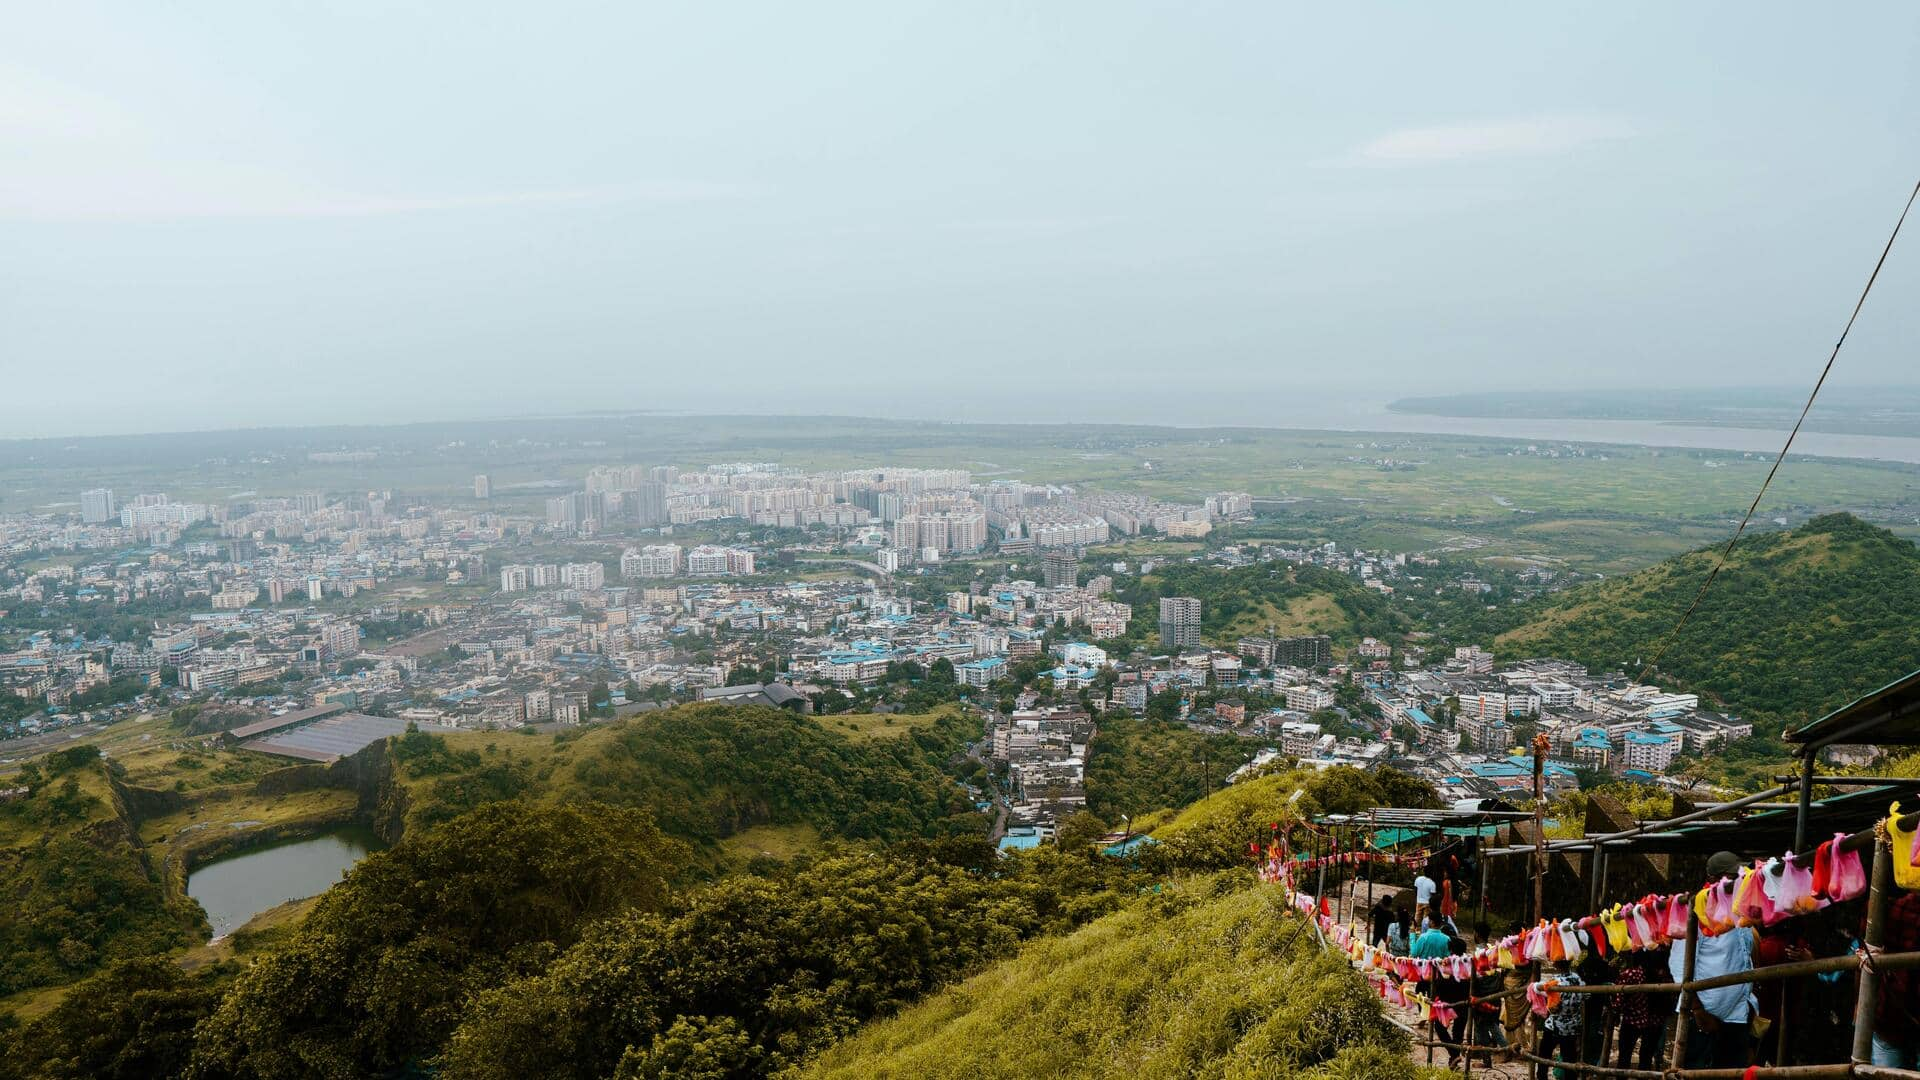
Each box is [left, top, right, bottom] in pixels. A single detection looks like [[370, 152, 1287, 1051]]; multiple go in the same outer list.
[[1534, 959, 1583, 1080]]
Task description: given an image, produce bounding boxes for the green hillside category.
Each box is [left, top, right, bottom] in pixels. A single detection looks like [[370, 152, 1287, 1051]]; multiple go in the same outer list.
[[800, 875, 1418, 1080], [0, 702, 980, 1016], [1143, 766, 1440, 872], [1495, 514, 1920, 728], [389, 703, 984, 850], [1114, 562, 1407, 654], [1084, 718, 1257, 820], [0, 746, 200, 998], [0, 723, 1443, 1079]]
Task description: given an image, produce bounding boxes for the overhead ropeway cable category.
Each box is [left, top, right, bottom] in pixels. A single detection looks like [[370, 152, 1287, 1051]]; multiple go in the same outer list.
[[1637, 177, 1920, 684]]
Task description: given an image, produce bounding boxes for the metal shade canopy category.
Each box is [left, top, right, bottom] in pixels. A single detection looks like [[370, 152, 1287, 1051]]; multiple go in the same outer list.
[[1784, 665, 1920, 752]]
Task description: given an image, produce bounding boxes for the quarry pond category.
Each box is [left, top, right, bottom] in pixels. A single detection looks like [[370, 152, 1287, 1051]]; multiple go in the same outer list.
[[186, 824, 381, 938]]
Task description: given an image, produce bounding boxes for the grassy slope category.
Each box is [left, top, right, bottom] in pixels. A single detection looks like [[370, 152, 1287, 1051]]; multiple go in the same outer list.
[[1122, 562, 1405, 654], [1495, 513, 1920, 726], [801, 876, 1415, 1080]]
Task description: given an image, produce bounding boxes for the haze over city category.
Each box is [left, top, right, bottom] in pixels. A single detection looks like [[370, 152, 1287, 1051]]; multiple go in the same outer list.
[[11, 5, 1920, 1078], [6, 2, 1920, 438]]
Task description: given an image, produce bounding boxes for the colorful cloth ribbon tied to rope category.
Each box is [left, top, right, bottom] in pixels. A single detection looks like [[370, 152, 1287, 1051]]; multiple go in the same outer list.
[[1256, 831, 1871, 978]]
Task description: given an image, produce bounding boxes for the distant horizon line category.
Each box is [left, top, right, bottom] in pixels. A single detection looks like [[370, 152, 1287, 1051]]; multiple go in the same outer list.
[[10, 383, 1920, 445]]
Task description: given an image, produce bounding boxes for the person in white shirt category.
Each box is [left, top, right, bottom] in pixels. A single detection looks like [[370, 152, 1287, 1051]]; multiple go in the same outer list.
[[1413, 870, 1438, 925]]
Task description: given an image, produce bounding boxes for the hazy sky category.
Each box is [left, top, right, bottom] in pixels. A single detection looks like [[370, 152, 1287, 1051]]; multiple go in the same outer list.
[[4, 2, 1919, 438]]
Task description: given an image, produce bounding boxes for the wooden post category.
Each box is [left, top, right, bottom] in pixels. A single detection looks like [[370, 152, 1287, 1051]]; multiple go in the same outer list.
[[1597, 1000, 1615, 1077], [1849, 831, 1893, 1064], [1532, 734, 1549, 924], [1366, 813, 1376, 944], [1774, 998, 1790, 1067], [1315, 829, 1329, 914], [1477, 846, 1489, 927], [1669, 905, 1700, 1071], [1531, 733, 1550, 1070], [1427, 968, 1438, 1067], [1464, 975, 1476, 1080], [1794, 752, 1816, 852], [1331, 826, 1344, 929]]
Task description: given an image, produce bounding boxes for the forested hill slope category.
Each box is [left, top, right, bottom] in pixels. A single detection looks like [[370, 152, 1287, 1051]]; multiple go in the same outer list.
[[0, 745, 199, 997], [0, 718, 1446, 1078], [1495, 513, 1920, 726], [387, 702, 984, 848]]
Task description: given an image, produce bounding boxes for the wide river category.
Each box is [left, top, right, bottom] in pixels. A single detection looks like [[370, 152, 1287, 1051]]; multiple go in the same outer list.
[[1309, 404, 1920, 465], [909, 393, 1920, 465], [187, 825, 380, 938]]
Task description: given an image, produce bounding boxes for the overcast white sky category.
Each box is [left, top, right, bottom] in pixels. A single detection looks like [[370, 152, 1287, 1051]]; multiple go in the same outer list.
[[3, 2, 1918, 437]]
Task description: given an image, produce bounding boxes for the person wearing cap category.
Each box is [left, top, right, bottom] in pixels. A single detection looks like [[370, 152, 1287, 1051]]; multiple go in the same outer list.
[[1668, 851, 1758, 1070]]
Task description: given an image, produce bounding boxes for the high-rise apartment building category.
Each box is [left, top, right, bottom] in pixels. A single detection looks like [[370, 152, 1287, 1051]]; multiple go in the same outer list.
[[1276, 635, 1333, 668], [474, 475, 491, 499], [80, 488, 116, 524], [1159, 596, 1203, 649], [1239, 634, 1332, 668], [81, 488, 118, 523], [620, 544, 682, 578], [560, 562, 605, 590], [320, 622, 360, 659], [1042, 549, 1078, 589], [546, 491, 606, 532], [624, 481, 667, 526], [946, 511, 987, 553]]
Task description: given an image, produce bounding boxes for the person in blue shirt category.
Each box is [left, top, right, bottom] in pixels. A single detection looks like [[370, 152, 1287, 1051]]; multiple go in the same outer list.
[[1410, 923, 1454, 959], [1669, 851, 1757, 1070]]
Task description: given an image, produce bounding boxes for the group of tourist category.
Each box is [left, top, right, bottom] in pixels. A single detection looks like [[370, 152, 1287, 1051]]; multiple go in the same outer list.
[[1363, 849, 1920, 1076]]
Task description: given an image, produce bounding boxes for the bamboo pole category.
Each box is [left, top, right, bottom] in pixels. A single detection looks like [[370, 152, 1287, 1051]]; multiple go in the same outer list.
[[1511, 1048, 1860, 1080], [1476, 846, 1489, 928], [1852, 1067, 1920, 1080], [1773, 775, 1920, 787], [1849, 832, 1893, 1065], [1532, 734, 1548, 923], [1426, 962, 1436, 1067], [1597, 996, 1616, 1080], [1366, 811, 1376, 944], [1315, 828, 1329, 927], [1481, 782, 1798, 857], [1529, 948, 1920, 996], [1776, 976, 1792, 1067], [1795, 753, 1817, 852], [1463, 976, 1476, 1080], [1670, 905, 1700, 1071]]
